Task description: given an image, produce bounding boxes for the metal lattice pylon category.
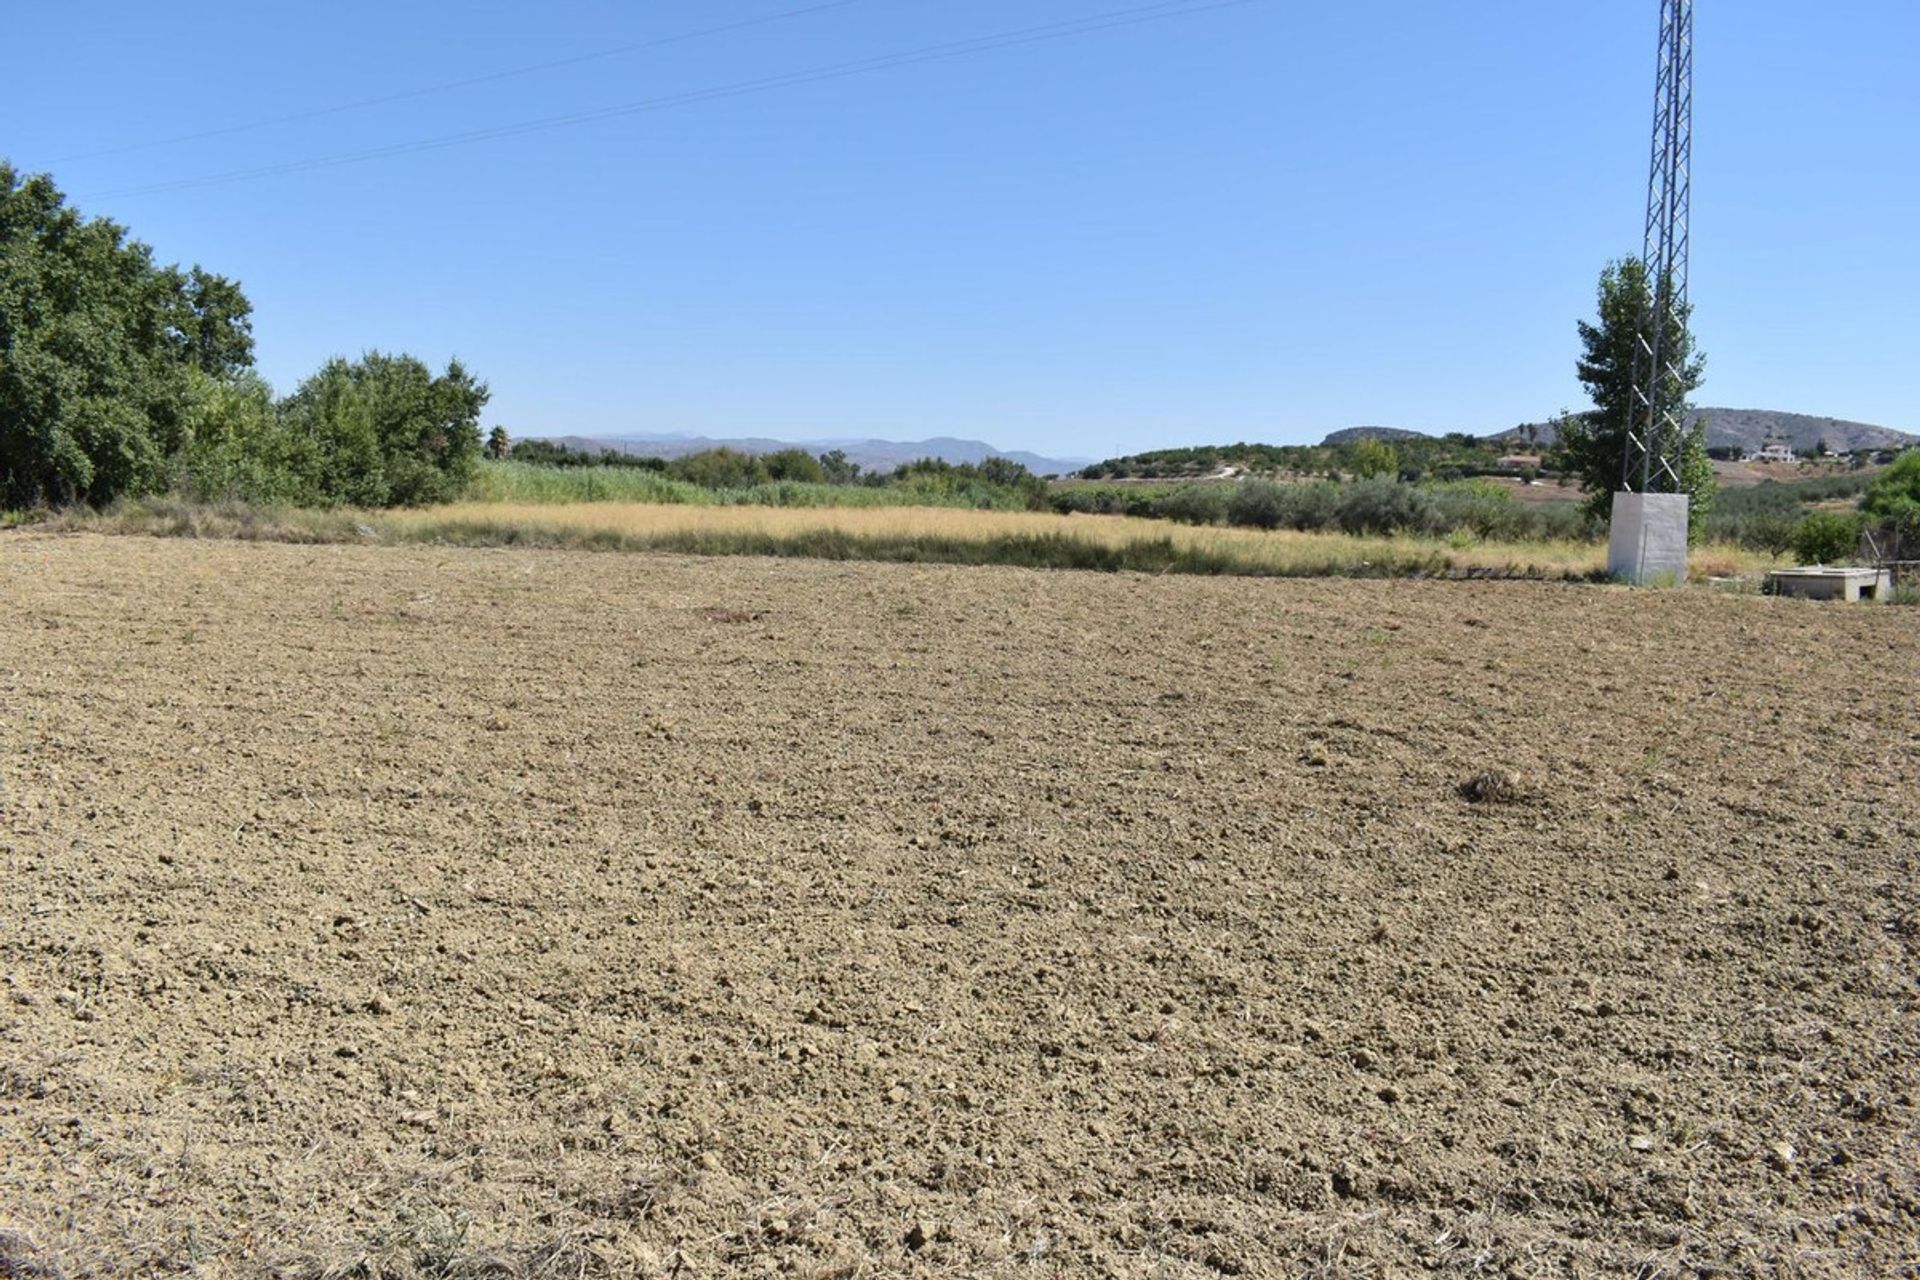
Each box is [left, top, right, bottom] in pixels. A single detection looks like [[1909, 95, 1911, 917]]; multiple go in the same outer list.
[[1623, 0, 1694, 493]]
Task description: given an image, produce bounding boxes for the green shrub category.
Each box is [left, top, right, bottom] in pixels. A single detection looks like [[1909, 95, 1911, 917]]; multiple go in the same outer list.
[[1149, 485, 1228, 525], [1862, 452, 1920, 559], [1279, 482, 1341, 531], [760, 448, 827, 484], [1790, 511, 1862, 565], [1527, 501, 1595, 541], [1334, 478, 1434, 536], [1704, 472, 1878, 553], [275, 352, 488, 507], [1351, 438, 1400, 479], [1862, 451, 1920, 521], [669, 448, 765, 489], [173, 369, 309, 504], [469, 461, 711, 504], [1226, 480, 1287, 530], [1426, 482, 1522, 540], [1715, 508, 1799, 557], [507, 439, 667, 470]]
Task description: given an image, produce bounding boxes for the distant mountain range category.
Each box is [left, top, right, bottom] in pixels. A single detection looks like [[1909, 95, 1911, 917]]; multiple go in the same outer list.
[[530, 409, 1909, 480], [1481, 408, 1915, 454], [532, 432, 1092, 477]]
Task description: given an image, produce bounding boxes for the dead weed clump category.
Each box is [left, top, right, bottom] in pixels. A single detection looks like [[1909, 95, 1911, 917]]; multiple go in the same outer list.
[[299, 1212, 624, 1280], [1457, 768, 1525, 805], [0, 1229, 57, 1280]]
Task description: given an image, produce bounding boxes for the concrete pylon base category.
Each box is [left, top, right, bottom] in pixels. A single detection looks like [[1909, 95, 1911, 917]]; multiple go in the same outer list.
[[1607, 491, 1690, 585]]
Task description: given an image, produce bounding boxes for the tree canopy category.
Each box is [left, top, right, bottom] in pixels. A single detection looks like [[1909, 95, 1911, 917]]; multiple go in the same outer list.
[[276, 353, 488, 507], [1350, 438, 1399, 480], [1562, 257, 1714, 539], [1861, 451, 1920, 557], [2, 162, 490, 511], [1, 162, 254, 507]]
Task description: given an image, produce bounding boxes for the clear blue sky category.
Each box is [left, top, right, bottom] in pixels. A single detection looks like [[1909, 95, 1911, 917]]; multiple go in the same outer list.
[[8, 0, 1915, 459]]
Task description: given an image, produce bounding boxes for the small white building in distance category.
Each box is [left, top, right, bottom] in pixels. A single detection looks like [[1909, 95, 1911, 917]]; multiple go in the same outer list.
[[1749, 442, 1797, 464]]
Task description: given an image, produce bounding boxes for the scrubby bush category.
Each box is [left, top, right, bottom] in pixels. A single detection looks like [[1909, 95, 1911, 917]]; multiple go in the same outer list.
[[1426, 483, 1523, 540], [274, 352, 488, 507], [1149, 485, 1228, 526], [1530, 502, 1595, 541], [885, 457, 1048, 510], [508, 439, 667, 470], [1049, 485, 1175, 519], [817, 449, 861, 485], [1861, 452, 1920, 558], [1790, 511, 1862, 565], [1710, 507, 1799, 557], [1279, 482, 1342, 532], [669, 448, 765, 490], [173, 369, 306, 504], [1226, 480, 1287, 530], [760, 448, 827, 484], [1334, 478, 1434, 536], [1351, 438, 1400, 479], [1700, 473, 1878, 554]]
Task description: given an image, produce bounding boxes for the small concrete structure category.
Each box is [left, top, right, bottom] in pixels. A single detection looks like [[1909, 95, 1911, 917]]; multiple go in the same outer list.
[[1764, 566, 1893, 603], [1608, 492, 1690, 585]]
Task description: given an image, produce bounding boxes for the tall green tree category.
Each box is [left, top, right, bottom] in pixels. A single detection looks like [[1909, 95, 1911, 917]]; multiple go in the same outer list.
[[761, 448, 826, 484], [173, 367, 304, 503], [1861, 450, 1920, 559], [1561, 257, 1714, 539], [1350, 438, 1399, 480], [0, 162, 255, 507], [277, 352, 488, 507], [670, 447, 765, 490], [174, 267, 255, 378], [818, 449, 861, 485]]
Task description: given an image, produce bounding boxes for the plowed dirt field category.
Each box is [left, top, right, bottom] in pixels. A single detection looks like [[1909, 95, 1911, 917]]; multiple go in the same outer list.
[[2, 534, 1917, 1278]]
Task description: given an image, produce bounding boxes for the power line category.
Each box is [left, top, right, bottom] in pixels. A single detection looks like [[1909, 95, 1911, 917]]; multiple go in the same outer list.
[[87, 0, 1262, 201], [50, 0, 870, 165]]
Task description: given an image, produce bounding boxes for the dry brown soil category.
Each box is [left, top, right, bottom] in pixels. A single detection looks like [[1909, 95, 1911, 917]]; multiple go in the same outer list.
[[3, 533, 1918, 1278]]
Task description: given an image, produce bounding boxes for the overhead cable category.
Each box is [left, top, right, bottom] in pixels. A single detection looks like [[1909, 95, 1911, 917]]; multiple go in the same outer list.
[[51, 0, 870, 164], [89, 0, 1261, 201]]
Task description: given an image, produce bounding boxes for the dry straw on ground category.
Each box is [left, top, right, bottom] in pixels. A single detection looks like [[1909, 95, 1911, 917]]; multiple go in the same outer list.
[[57, 496, 1779, 580]]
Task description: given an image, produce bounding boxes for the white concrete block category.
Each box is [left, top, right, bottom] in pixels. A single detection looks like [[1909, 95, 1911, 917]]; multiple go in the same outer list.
[[1765, 567, 1893, 602], [1607, 491, 1690, 585]]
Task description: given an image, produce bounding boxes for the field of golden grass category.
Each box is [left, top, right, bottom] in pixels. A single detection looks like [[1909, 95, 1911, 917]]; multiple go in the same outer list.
[[389, 500, 1779, 579]]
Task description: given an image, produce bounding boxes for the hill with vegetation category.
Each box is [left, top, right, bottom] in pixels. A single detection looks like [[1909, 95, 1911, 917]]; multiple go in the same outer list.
[[1491, 409, 1915, 454], [1079, 432, 1511, 482], [1687, 408, 1914, 454], [1083, 408, 1914, 481], [1321, 426, 1430, 446]]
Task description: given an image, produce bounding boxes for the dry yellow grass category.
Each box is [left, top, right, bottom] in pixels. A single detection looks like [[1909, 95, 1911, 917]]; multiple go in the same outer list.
[[391, 500, 1779, 579]]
